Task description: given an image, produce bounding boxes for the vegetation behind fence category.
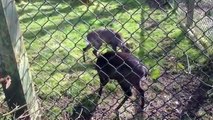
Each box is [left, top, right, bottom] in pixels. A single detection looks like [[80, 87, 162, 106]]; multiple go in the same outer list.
[[0, 0, 212, 119]]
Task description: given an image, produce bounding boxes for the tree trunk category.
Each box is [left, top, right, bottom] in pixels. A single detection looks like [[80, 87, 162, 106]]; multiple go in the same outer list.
[[185, 0, 195, 28], [138, 0, 146, 58]]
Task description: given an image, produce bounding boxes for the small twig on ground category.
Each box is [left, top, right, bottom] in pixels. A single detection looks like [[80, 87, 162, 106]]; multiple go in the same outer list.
[[3, 104, 27, 116], [17, 107, 41, 120], [75, 108, 83, 120], [186, 54, 191, 74]]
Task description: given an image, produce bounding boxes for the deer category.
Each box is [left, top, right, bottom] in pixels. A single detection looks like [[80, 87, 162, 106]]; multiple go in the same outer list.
[[95, 51, 148, 114], [82, 29, 130, 62]]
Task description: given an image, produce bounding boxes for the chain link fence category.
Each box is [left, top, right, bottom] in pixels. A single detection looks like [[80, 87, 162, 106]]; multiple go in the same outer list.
[[1, 0, 213, 119]]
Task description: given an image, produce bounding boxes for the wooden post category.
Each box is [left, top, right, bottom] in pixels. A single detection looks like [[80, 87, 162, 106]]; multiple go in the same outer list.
[[0, 0, 40, 119], [185, 0, 195, 28], [138, 0, 146, 58]]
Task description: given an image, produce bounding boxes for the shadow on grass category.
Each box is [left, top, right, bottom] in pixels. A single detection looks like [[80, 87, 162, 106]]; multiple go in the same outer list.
[[20, 0, 173, 40], [146, 31, 185, 60], [21, 13, 95, 39], [18, 0, 84, 23], [20, 6, 81, 23], [25, 0, 171, 22], [70, 92, 100, 120], [19, 0, 143, 25]]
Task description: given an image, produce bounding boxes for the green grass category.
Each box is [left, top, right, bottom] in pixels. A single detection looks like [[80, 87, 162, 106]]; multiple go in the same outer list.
[[14, 0, 212, 119]]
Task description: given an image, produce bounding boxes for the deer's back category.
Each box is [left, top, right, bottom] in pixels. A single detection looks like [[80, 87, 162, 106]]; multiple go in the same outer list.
[[96, 52, 148, 84], [87, 29, 122, 45]]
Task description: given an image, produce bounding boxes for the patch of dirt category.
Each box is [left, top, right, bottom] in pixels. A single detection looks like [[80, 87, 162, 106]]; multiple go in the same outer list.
[[35, 71, 212, 120], [88, 72, 212, 119]]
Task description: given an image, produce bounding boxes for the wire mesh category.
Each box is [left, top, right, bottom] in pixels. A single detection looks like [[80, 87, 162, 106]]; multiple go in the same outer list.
[[0, 0, 212, 119]]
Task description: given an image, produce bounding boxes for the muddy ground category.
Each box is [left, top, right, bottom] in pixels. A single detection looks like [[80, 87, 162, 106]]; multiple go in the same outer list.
[[64, 71, 212, 120]]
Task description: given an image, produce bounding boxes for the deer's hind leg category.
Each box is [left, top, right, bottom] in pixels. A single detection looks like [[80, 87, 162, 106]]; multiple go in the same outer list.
[[97, 71, 109, 96], [116, 80, 132, 111], [134, 85, 145, 110]]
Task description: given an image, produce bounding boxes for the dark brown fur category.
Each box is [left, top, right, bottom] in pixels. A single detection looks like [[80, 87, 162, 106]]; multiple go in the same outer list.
[[95, 51, 148, 112], [83, 29, 130, 62]]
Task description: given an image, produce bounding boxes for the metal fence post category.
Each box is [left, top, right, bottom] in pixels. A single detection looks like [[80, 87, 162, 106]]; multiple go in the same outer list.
[[0, 0, 40, 119]]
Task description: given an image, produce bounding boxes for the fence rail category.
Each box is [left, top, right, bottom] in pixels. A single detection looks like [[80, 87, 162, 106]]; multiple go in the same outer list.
[[0, 0, 212, 119]]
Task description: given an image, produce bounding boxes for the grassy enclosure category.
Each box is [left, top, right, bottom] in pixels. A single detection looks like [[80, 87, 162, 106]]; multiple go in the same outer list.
[[1, 0, 212, 119]]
